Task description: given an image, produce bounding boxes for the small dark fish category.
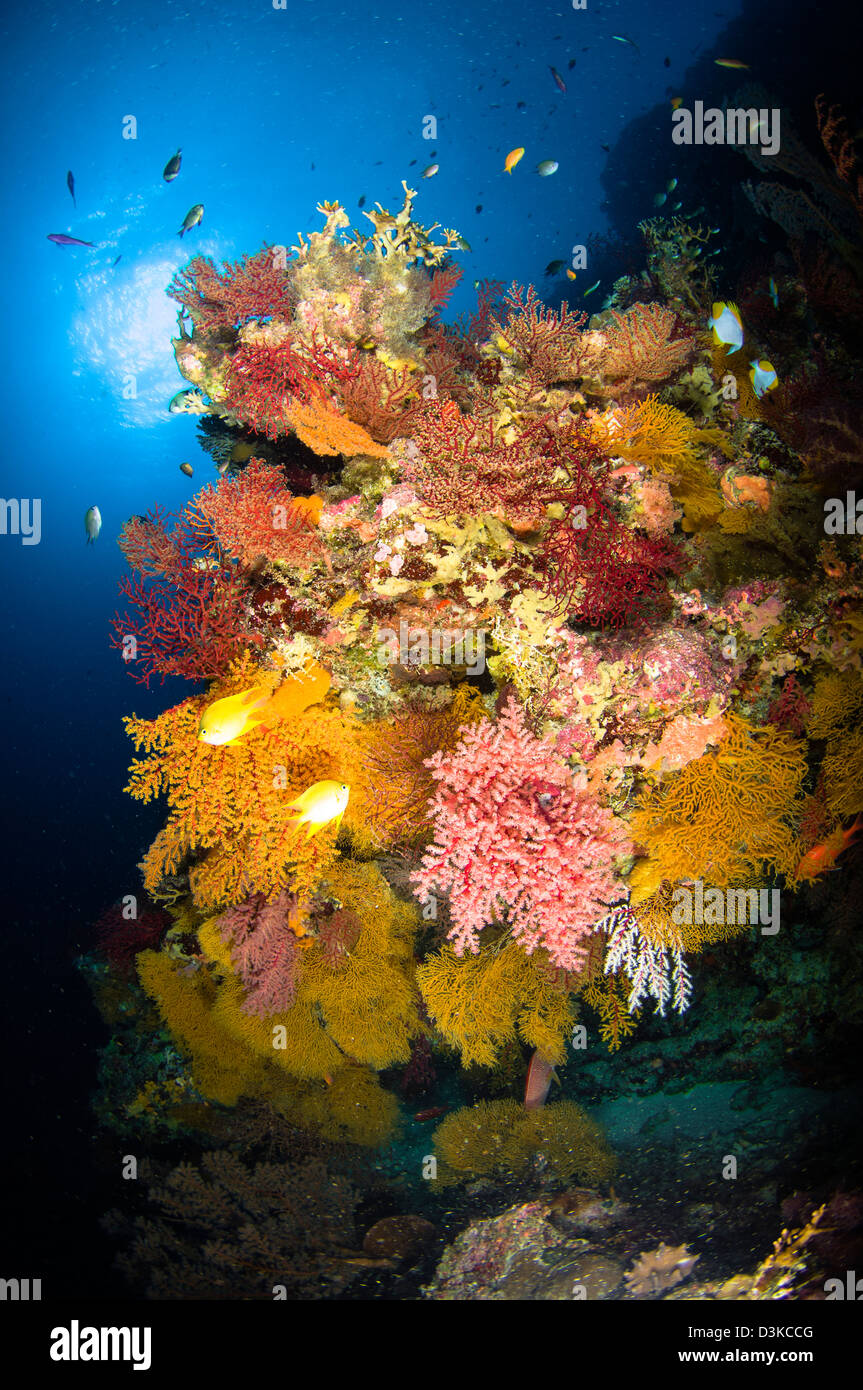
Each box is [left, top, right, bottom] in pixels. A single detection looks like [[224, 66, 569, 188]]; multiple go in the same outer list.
[[549, 65, 566, 94], [162, 148, 182, 182], [568, 58, 576, 69], [112, 254, 122, 267], [664, 56, 671, 67], [516, 101, 526, 110], [179, 462, 194, 478], [47, 232, 95, 247], [475, 204, 482, 213], [66, 170, 75, 207], [502, 79, 510, 86], [358, 195, 366, 207], [544, 259, 566, 276], [600, 143, 610, 152], [408, 158, 417, 166], [310, 162, 315, 170], [430, 150, 437, 158], [414, 1106, 448, 1122], [373, 159, 383, 165], [178, 203, 204, 237]]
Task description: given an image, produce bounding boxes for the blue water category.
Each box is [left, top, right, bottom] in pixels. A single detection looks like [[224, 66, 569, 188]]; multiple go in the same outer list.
[[1, 0, 860, 1298]]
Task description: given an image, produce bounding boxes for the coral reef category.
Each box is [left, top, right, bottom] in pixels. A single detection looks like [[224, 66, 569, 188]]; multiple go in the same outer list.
[[90, 171, 863, 1303]]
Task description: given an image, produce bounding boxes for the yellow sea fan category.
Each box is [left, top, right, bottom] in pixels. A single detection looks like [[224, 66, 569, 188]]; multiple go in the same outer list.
[[417, 940, 574, 1070], [630, 713, 807, 886], [807, 670, 863, 740]]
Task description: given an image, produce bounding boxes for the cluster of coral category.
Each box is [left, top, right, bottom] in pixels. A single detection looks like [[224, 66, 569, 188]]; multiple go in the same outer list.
[[85, 134, 863, 1293]]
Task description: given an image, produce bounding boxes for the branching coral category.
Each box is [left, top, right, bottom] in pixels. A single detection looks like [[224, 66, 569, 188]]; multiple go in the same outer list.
[[411, 697, 630, 971]]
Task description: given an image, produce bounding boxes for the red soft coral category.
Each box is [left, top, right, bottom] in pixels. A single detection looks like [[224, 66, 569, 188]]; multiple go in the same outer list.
[[411, 698, 630, 970]]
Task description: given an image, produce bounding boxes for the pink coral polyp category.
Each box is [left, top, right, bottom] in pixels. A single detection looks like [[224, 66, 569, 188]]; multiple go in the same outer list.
[[411, 699, 630, 970]]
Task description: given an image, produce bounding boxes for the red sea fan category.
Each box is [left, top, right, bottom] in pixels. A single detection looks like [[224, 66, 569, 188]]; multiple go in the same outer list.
[[215, 889, 302, 1017], [427, 263, 464, 315], [411, 697, 630, 971], [405, 401, 557, 524], [491, 282, 589, 386], [167, 249, 298, 333], [338, 354, 421, 443], [224, 334, 359, 439], [188, 457, 325, 569], [94, 901, 170, 975], [540, 423, 679, 627], [111, 509, 261, 685]]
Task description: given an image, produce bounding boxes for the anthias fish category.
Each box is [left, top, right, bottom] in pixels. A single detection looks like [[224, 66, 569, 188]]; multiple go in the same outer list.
[[47, 233, 95, 247]]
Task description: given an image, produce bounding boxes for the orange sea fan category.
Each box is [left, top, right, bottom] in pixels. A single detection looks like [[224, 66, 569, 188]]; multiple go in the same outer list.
[[601, 304, 694, 394], [286, 397, 392, 459]]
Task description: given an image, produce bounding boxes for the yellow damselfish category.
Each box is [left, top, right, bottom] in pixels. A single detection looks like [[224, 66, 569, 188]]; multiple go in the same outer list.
[[287, 780, 350, 839], [198, 662, 332, 746]]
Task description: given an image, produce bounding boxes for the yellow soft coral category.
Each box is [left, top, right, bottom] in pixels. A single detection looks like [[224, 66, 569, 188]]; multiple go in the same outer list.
[[431, 1098, 615, 1185], [590, 395, 732, 532], [125, 665, 369, 909], [416, 940, 574, 1070], [630, 713, 807, 889]]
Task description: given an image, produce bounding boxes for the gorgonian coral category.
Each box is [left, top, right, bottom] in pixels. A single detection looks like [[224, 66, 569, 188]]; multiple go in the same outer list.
[[224, 328, 359, 439], [188, 456, 325, 569], [411, 698, 630, 970], [540, 422, 679, 626], [112, 508, 260, 685], [168, 248, 298, 333], [404, 400, 557, 524]]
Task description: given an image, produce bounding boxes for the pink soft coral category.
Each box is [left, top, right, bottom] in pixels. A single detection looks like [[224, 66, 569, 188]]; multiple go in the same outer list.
[[411, 698, 630, 970]]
